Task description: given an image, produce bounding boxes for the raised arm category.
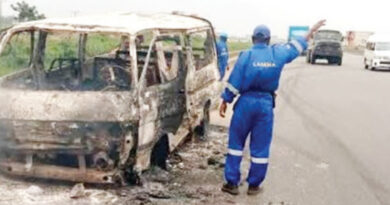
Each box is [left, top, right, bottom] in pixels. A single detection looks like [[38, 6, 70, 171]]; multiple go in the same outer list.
[[276, 20, 327, 64], [306, 20, 327, 41]]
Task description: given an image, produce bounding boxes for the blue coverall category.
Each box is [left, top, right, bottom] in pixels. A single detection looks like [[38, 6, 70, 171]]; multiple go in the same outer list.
[[221, 36, 308, 187], [216, 38, 229, 80]]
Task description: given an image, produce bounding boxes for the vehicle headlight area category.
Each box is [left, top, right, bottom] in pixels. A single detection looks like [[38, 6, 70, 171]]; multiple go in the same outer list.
[[373, 57, 390, 67]]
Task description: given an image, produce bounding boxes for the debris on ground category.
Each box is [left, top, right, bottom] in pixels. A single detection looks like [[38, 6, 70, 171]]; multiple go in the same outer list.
[[70, 183, 86, 199], [89, 191, 119, 204], [207, 156, 225, 168], [142, 167, 172, 184], [25, 185, 44, 195], [0, 125, 238, 205]]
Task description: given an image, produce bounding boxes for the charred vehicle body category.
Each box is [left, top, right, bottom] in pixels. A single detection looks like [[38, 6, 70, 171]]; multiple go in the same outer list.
[[306, 30, 343, 65], [0, 13, 221, 185]]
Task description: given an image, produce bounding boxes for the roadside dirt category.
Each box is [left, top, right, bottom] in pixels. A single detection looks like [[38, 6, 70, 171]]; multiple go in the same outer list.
[[115, 125, 233, 205]]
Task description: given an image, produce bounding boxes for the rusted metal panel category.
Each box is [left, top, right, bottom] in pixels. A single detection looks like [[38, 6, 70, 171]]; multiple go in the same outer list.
[[0, 162, 116, 184], [0, 69, 31, 86], [136, 93, 161, 172], [186, 62, 219, 93], [185, 61, 220, 126], [168, 117, 190, 152], [0, 89, 138, 122], [133, 148, 152, 173]]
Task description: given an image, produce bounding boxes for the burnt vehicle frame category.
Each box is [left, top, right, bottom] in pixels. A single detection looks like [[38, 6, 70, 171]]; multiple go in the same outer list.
[[0, 13, 221, 185]]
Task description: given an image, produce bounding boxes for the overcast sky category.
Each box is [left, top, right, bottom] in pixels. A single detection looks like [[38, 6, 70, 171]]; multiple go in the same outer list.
[[2, 0, 389, 38]]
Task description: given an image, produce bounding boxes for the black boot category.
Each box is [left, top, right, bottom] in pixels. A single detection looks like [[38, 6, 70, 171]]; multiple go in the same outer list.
[[221, 183, 239, 195], [247, 186, 263, 196]]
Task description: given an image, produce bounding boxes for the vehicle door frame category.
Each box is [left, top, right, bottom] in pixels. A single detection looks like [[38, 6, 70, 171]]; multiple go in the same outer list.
[[134, 31, 188, 171], [183, 27, 219, 129]]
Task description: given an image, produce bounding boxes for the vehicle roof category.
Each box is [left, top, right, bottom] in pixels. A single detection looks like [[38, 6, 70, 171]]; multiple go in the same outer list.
[[368, 34, 390, 42], [10, 12, 211, 34], [316, 40, 342, 44], [317, 29, 342, 34]]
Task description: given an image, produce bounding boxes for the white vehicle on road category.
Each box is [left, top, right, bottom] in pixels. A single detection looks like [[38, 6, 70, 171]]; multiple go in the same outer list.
[[364, 34, 390, 70]]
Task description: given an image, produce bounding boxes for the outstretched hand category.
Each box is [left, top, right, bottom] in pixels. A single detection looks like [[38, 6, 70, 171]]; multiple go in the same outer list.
[[306, 20, 327, 40]]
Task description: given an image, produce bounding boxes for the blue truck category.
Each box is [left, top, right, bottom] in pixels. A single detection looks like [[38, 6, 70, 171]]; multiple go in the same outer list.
[[288, 26, 309, 55]]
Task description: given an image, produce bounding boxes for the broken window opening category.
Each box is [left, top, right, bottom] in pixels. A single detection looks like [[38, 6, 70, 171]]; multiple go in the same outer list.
[[137, 31, 161, 87], [157, 35, 183, 82], [189, 29, 214, 70], [0, 31, 33, 77], [138, 32, 185, 87], [1, 31, 134, 91], [85, 33, 132, 91]]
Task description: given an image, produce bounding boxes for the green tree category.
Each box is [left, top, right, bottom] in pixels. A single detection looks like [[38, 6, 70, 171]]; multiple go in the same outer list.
[[11, 1, 45, 22]]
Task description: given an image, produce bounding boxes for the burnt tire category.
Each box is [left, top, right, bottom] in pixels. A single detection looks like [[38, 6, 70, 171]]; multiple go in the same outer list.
[[337, 58, 342, 66], [364, 59, 369, 69], [150, 135, 169, 170], [194, 103, 211, 141]]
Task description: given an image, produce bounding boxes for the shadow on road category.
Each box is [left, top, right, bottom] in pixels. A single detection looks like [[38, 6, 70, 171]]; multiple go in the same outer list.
[[366, 68, 390, 73]]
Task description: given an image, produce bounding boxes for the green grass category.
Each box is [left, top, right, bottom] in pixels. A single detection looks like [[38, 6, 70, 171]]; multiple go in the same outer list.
[[0, 33, 120, 76], [44, 34, 78, 70], [0, 31, 252, 77], [0, 33, 31, 76], [228, 40, 252, 52], [85, 34, 119, 58]]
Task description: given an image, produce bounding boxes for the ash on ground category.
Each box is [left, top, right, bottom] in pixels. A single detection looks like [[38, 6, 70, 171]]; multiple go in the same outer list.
[[0, 125, 236, 205]]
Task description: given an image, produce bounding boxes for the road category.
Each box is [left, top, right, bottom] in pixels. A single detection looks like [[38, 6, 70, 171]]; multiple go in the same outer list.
[[211, 53, 390, 205]]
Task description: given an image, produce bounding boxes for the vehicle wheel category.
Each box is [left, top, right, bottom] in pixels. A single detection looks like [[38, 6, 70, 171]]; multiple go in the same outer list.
[[194, 103, 211, 141], [338, 58, 342, 66], [364, 59, 369, 69], [368, 60, 376, 71], [306, 52, 311, 63], [150, 134, 169, 170], [310, 56, 316, 64]]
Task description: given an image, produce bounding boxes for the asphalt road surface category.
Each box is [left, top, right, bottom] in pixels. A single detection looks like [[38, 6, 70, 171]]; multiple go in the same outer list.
[[212, 53, 390, 205]]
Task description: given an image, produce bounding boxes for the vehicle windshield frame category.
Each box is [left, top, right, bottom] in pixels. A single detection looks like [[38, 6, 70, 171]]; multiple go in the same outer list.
[[0, 28, 137, 90], [314, 31, 343, 41]]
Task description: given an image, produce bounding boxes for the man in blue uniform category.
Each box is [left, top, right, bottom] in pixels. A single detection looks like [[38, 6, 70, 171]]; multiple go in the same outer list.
[[216, 33, 230, 80], [219, 20, 326, 195]]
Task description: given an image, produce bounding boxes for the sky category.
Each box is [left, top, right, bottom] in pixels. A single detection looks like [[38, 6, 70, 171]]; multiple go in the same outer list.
[[1, 0, 390, 38]]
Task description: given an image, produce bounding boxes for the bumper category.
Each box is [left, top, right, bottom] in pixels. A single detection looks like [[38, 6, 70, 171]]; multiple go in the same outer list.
[[0, 120, 137, 184], [372, 60, 390, 68], [313, 53, 342, 58], [0, 162, 117, 184]]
